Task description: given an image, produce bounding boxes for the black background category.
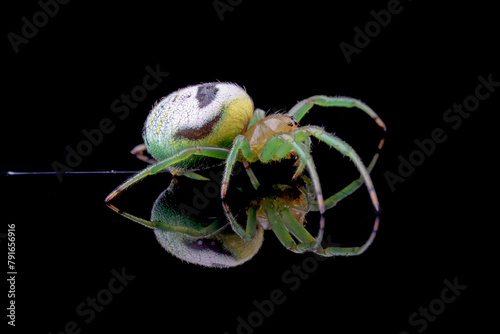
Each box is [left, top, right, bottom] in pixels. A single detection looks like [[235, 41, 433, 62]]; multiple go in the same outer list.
[[2, 1, 498, 333]]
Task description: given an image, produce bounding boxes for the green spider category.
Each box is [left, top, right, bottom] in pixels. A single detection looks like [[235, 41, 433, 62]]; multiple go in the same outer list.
[[105, 82, 386, 215], [107, 164, 379, 267]]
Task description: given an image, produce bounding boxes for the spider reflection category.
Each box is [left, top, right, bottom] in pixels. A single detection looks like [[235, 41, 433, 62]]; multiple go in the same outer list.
[[107, 158, 379, 268]]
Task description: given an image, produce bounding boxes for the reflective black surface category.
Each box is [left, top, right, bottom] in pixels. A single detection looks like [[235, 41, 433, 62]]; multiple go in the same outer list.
[[3, 2, 497, 333]]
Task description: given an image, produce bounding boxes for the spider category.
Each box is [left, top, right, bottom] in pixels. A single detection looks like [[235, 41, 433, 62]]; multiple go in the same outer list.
[[105, 82, 386, 214], [107, 167, 380, 267]]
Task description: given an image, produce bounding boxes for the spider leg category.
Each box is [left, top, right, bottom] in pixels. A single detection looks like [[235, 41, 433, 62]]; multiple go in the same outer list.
[[315, 216, 379, 257], [105, 146, 230, 202], [222, 202, 257, 240], [312, 147, 379, 211], [293, 126, 380, 213], [130, 143, 158, 164], [221, 135, 259, 198], [130, 144, 212, 181], [265, 202, 302, 253], [260, 132, 326, 214], [287, 95, 386, 131], [287, 95, 386, 184], [279, 206, 325, 251], [265, 200, 325, 253], [242, 160, 259, 190], [179, 171, 211, 181], [248, 108, 266, 127], [106, 203, 227, 237], [292, 136, 312, 179]]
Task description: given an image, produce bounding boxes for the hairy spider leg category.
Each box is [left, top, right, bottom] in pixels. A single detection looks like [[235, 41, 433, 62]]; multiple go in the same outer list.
[[287, 95, 386, 131], [221, 126, 379, 218], [220, 135, 260, 198], [289, 126, 380, 213], [130, 143, 212, 181], [291, 136, 312, 179], [242, 160, 260, 190], [105, 146, 230, 202], [287, 95, 386, 207], [106, 203, 226, 237]]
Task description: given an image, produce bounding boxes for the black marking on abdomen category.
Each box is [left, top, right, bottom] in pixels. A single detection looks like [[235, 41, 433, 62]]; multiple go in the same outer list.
[[186, 237, 233, 256], [196, 83, 219, 108], [175, 113, 222, 140]]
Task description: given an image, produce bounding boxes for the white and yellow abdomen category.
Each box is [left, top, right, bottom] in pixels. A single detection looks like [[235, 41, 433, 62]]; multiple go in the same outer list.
[[143, 82, 253, 171]]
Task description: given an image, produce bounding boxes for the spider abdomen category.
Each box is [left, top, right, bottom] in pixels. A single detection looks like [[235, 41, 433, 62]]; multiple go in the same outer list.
[[143, 82, 254, 171]]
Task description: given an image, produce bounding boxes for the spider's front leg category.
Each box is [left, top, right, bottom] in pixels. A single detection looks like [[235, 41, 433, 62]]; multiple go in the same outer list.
[[292, 126, 380, 213], [287, 95, 387, 164], [287, 95, 386, 131]]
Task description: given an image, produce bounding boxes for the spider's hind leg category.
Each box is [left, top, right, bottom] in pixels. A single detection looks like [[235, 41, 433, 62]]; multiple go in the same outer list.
[[106, 146, 230, 202], [130, 143, 157, 164]]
